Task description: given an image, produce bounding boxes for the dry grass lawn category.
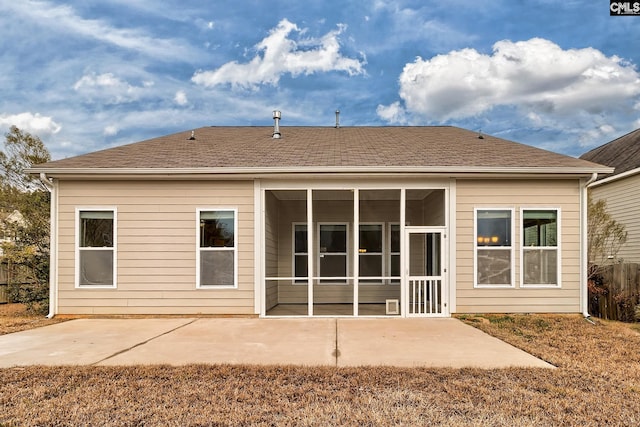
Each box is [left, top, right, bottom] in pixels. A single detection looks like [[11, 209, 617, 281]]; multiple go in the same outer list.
[[0, 303, 65, 335], [1, 314, 639, 426]]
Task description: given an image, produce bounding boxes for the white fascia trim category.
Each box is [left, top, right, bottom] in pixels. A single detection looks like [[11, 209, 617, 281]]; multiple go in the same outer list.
[[28, 165, 612, 177], [588, 166, 640, 187]]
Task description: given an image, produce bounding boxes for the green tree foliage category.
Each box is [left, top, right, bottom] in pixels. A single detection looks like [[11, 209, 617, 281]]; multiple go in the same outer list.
[[1, 126, 51, 314], [587, 194, 627, 280]]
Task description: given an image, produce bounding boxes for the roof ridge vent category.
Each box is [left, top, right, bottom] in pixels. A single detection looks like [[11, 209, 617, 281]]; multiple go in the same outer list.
[[335, 110, 340, 128], [272, 111, 281, 139]]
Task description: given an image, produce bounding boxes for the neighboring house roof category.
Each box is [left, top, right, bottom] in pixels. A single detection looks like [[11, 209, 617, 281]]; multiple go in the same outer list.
[[580, 128, 640, 185], [31, 126, 610, 177]]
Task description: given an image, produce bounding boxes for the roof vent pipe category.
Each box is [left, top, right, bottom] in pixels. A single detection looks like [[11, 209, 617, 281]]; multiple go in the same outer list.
[[272, 110, 281, 139], [335, 110, 340, 128]]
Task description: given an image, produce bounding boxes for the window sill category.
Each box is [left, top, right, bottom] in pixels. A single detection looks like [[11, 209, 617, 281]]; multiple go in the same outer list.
[[196, 285, 238, 290], [474, 284, 515, 289], [76, 285, 117, 289], [520, 284, 561, 289]]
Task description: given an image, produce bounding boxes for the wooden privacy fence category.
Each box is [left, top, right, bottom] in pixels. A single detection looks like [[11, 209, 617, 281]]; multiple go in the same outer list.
[[0, 263, 8, 303], [589, 263, 640, 322]]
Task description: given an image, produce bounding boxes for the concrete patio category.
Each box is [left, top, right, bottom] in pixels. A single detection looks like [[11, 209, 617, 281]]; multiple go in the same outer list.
[[0, 317, 554, 369]]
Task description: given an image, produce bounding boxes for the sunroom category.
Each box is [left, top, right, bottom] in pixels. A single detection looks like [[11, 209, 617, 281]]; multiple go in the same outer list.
[[262, 184, 449, 317]]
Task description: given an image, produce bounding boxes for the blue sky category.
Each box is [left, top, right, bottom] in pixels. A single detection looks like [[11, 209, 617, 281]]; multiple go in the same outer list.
[[1, 1, 639, 160]]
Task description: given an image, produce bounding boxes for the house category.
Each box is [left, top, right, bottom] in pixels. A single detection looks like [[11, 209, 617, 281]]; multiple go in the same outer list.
[[29, 114, 611, 317], [0, 210, 26, 257], [580, 128, 640, 263]]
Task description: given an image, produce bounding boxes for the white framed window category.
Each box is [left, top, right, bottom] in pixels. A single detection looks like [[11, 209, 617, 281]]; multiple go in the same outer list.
[[318, 222, 348, 283], [292, 223, 308, 283], [388, 223, 401, 284], [474, 208, 514, 288], [359, 223, 384, 283], [521, 208, 560, 288], [197, 209, 237, 288], [76, 208, 117, 288]]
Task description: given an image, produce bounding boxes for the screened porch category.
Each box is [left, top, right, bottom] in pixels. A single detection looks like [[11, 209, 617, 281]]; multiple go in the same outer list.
[[263, 187, 446, 316]]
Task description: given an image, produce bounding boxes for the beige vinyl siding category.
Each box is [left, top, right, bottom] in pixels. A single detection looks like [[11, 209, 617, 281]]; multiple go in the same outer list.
[[57, 179, 255, 315], [455, 179, 582, 313], [590, 174, 640, 263]]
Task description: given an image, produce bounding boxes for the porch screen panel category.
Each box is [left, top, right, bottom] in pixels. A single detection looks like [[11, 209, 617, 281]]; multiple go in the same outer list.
[[359, 190, 401, 315], [264, 190, 308, 316], [406, 189, 445, 227], [313, 190, 353, 315]]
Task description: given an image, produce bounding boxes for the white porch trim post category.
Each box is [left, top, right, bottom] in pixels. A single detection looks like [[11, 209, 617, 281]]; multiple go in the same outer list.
[[50, 179, 59, 317], [307, 188, 313, 316], [400, 189, 406, 317], [581, 174, 597, 317], [448, 178, 457, 314], [353, 189, 359, 316], [254, 180, 263, 316]]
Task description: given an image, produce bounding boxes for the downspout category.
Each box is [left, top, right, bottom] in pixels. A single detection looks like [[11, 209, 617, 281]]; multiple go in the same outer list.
[[39, 173, 57, 319], [581, 172, 598, 322]]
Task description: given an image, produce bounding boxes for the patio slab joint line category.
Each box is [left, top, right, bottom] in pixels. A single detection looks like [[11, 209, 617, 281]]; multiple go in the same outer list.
[[334, 319, 340, 367], [91, 318, 199, 365]]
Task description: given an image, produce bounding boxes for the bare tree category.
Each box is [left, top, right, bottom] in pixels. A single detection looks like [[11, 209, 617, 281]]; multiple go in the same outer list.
[[587, 194, 627, 281], [0, 126, 51, 313]]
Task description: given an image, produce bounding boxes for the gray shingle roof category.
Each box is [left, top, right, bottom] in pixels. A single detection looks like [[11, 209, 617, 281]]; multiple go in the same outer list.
[[33, 126, 607, 174], [579, 128, 640, 180]]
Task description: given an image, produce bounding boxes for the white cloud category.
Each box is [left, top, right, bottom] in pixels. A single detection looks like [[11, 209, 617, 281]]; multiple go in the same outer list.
[[192, 19, 365, 88], [381, 38, 640, 123], [103, 125, 119, 136], [174, 90, 188, 106], [362, 3, 477, 54], [376, 102, 407, 124], [0, 1, 196, 61], [73, 72, 148, 104], [0, 112, 61, 135]]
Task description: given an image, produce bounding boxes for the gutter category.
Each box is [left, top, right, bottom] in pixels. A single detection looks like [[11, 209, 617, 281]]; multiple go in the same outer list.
[[588, 166, 640, 188], [27, 165, 614, 177], [581, 172, 598, 321], [39, 173, 57, 319]]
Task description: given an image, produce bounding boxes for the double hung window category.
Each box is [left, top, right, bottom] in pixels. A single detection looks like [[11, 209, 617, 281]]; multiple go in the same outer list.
[[475, 209, 513, 287], [389, 224, 401, 283], [319, 224, 348, 282], [522, 209, 559, 287], [77, 209, 116, 288], [198, 209, 237, 288], [359, 224, 383, 282], [293, 224, 308, 282]]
